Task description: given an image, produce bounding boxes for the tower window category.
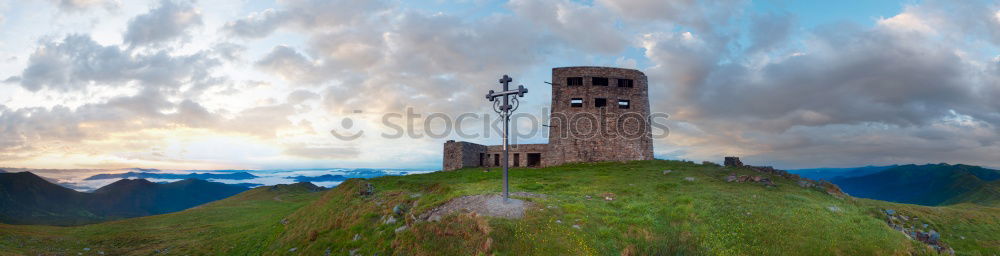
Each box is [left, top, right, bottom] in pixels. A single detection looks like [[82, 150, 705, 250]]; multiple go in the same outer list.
[[618, 99, 631, 109], [593, 77, 609, 86], [595, 98, 607, 108], [617, 79, 633, 88], [570, 98, 583, 107], [567, 77, 583, 86]]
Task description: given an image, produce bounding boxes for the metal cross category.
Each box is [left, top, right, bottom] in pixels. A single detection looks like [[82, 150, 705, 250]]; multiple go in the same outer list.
[[485, 74, 528, 202]]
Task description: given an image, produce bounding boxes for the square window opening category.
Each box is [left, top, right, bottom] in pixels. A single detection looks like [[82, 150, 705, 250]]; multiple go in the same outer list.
[[595, 98, 607, 108], [593, 77, 609, 86], [617, 79, 633, 88], [567, 77, 583, 86], [618, 99, 631, 109]]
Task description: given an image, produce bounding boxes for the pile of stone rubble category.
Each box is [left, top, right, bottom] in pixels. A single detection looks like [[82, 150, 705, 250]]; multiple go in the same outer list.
[[883, 209, 954, 255], [722, 156, 847, 196], [724, 173, 775, 187]]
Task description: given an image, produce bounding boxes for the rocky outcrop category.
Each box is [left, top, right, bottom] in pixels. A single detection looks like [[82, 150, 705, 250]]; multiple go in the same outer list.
[[725, 173, 775, 187], [883, 209, 954, 255], [720, 157, 847, 196]]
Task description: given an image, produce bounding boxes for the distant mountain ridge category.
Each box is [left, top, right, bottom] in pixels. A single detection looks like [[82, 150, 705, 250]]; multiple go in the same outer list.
[[823, 164, 1000, 206], [0, 172, 252, 225], [789, 165, 898, 181], [84, 171, 258, 180]]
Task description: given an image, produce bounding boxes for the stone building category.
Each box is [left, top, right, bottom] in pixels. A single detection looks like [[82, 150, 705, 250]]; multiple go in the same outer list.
[[443, 66, 654, 171]]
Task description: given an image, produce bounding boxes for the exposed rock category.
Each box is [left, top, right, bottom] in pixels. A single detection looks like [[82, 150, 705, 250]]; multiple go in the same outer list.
[[601, 192, 616, 201], [572, 224, 581, 229], [353, 233, 361, 241], [384, 216, 397, 224], [662, 170, 673, 175], [395, 225, 408, 233], [798, 180, 815, 188], [882, 209, 952, 254], [826, 206, 841, 212], [724, 173, 775, 187], [758, 177, 775, 187], [349, 248, 359, 256], [393, 204, 407, 215], [725, 174, 737, 182], [289, 247, 298, 252], [684, 177, 696, 182], [359, 182, 375, 197], [280, 218, 289, 225], [324, 248, 332, 256]]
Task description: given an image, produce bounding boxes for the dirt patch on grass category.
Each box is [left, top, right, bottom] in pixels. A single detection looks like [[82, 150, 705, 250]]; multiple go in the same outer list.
[[420, 194, 540, 221]]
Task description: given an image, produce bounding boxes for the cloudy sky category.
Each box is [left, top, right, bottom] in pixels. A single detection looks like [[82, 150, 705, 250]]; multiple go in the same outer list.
[[0, 0, 998, 170]]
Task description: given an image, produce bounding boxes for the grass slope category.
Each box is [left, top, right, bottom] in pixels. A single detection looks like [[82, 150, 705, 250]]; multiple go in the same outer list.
[[0, 183, 322, 255], [1, 161, 998, 255]]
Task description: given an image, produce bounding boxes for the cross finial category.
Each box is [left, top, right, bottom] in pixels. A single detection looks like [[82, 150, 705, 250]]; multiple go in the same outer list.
[[499, 74, 513, 89]]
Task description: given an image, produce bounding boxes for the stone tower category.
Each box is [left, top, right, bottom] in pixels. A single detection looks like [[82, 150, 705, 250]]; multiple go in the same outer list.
[[544, 66, 654, 166], [442, 66, 654, 170]]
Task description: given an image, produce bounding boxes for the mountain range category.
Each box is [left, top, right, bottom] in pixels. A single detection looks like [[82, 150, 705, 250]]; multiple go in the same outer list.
[[84, 171, 258, 180], [792, 163, 1000, 206], [0, 171, 251, 225], [789, 165, 898, 180]]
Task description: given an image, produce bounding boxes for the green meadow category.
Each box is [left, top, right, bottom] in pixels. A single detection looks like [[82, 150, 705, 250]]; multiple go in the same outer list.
[[1, 160, 997, 255]]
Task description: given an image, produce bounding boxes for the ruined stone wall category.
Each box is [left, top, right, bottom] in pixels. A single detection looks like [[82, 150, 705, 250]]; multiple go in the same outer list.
[[546, 66, 654, 166], [443, 140, 488, 171], [484, 144, 549, 168]]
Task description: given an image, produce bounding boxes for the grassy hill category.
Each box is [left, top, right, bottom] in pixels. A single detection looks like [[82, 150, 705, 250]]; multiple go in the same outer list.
[[0, 172, 94, 225], [0, 172, 250, 225], [832, 164, 1000, 207], [0, 160, 997, 255]]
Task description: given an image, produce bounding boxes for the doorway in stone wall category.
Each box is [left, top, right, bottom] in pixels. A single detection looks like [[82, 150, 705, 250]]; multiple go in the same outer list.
[[527, 153, 541, 167], [513, 153, 520, 167]]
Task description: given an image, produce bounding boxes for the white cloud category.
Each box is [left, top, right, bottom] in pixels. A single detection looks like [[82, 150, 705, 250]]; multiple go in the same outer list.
[[48, 0, 119, 12], [878, 13, 934, 34], [13, 34, 221, 92], [508, 0, 627, 53], [222, 0, 388, 39], [123, 0, 202, 47]]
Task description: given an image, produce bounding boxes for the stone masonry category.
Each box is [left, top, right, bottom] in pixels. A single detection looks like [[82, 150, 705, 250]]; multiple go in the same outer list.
[[443, 66, 654, 170]]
